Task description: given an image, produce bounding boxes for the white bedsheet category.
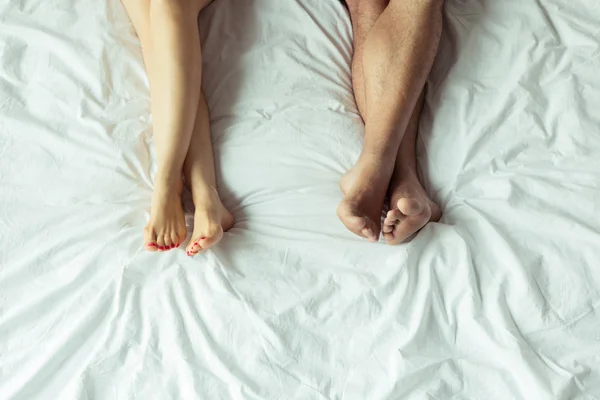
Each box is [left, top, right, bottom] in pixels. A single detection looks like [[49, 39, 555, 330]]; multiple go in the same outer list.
[[1, 0, 600, 398]]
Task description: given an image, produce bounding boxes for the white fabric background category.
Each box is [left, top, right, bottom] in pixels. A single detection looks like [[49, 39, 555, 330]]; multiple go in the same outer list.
[[0, 0, 599, 398]]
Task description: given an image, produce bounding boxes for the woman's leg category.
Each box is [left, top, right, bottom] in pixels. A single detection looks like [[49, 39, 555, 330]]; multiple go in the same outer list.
[[182, 92, 234, 256], [122, 0, 214, 252]]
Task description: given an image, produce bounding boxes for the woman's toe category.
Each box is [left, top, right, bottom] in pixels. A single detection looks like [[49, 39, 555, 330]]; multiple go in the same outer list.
[[170, 234, 180, 248], [144, 227, 159, 252], [155, 236, 166, 251], [146, 243, 158, 251], [165, 235, 176, 250]]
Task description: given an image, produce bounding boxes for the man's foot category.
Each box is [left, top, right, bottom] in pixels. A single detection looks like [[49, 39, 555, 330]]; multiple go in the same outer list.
[[337, 156, 394, 242], [144, 177, 188, 251], [382, 171, 441, 245], [186, 188, 234, 256]]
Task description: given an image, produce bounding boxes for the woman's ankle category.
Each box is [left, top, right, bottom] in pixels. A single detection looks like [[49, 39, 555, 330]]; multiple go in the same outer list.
[[190, 181, 220, 203]]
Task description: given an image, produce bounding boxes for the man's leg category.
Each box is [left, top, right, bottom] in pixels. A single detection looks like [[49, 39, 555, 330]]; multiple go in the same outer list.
[[342, 0, 388, 118], [382, 93, 441, 244], [337, 0, 443, 243]]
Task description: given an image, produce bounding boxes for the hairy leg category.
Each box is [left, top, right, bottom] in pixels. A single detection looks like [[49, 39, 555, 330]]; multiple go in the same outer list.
[[345, 0, 388, 118], [337, 0, 443, 243], [122, 0, 212, 251], [382, 93, 441, 244]]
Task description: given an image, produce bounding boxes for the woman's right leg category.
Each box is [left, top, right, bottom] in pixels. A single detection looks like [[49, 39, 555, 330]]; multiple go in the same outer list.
[[182, 93, 234, 257], [122, 0, 211, 252]]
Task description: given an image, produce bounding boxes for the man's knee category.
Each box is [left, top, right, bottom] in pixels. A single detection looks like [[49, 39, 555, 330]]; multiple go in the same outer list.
[[389, 0, 444, 9], [346, 0, 444, 14], [344, 0, 388, 16]]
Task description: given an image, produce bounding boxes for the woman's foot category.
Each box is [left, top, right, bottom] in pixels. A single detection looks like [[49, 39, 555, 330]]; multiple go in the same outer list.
[[186, 187, 234, 256], [144, 177, 188, 251], [382, 170, 441, 245], [337, 156, 395, 242]]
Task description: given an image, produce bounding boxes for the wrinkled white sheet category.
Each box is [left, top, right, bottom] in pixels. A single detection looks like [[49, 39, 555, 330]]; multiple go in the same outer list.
[[1, 0, 600, 398]]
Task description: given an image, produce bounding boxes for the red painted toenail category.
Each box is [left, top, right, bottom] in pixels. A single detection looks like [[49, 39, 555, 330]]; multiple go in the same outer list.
[[200, 237, 206, 240], [148, 243, 156, 247], [158, 246, 164, 250]]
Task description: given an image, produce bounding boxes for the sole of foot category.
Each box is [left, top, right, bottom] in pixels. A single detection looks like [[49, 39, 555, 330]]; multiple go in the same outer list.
[[382, 175, 441, 245]]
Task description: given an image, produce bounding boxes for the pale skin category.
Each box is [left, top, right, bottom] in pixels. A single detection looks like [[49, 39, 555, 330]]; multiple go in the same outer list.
[[121, 0, 233, 255], [337, 0, 443, 244]]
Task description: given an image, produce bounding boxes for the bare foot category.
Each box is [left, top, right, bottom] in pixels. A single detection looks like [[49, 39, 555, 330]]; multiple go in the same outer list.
[[186, 188, 234, 256], [144, 177, 188, 252], [337, 156, 394, 242], [382, 171, 441, 245]]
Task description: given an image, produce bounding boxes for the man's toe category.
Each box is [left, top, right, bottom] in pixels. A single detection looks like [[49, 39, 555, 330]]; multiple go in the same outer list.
[[396, 197, 425, 217]]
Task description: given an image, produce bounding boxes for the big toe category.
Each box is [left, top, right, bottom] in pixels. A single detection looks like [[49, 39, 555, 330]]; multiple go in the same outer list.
[[336, 200, 379, 242], [384, 199, 431, 245], [144, 226, 159, 252], [396, 197, 425, 217], [186, 226, 223, 256]]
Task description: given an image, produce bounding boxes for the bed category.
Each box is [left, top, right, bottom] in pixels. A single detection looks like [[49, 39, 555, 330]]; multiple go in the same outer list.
[[1, 0, 600, 398]]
